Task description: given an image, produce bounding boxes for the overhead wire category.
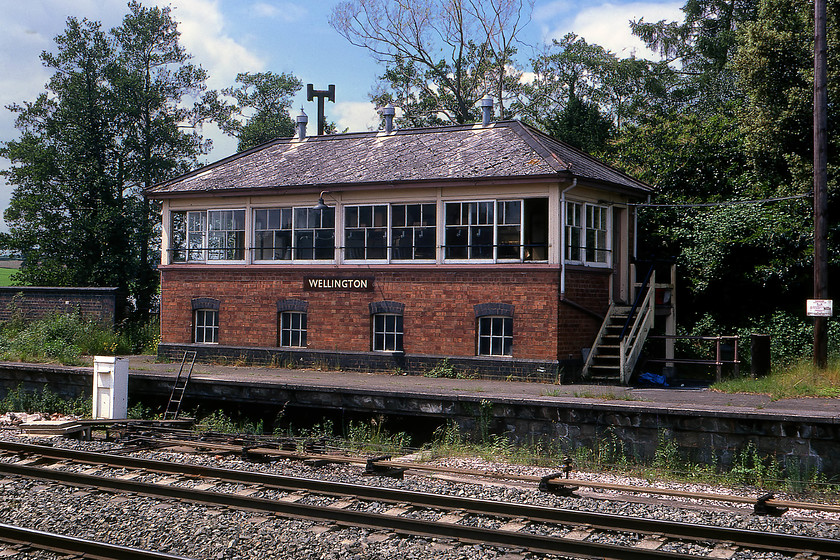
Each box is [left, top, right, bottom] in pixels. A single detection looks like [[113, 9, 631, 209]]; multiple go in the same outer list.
[[628, 192, 811, 209]]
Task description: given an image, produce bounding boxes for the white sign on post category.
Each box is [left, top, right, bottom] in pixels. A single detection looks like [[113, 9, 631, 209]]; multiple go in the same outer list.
[[806, 299, 834, 317]]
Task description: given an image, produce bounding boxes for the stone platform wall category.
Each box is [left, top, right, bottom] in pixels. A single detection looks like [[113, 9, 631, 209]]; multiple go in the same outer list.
[[1, 364, 836, 478]]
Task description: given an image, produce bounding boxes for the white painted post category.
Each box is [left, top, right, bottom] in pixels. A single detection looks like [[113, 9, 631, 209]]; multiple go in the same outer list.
[[92, 356, 128, 419]]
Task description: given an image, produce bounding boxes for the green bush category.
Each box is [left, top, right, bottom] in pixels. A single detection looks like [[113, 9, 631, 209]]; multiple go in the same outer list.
[[0, 313, 159, 365]]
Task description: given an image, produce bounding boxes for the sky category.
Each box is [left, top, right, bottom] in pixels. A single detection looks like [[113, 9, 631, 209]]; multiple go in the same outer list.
[[0, 0, 685, 232]]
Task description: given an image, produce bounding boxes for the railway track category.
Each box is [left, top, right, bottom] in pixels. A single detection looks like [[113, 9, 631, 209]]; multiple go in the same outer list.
[[119, 428, 840, 515], [0, 440, 837, 560], [0, 522, 196, 560]]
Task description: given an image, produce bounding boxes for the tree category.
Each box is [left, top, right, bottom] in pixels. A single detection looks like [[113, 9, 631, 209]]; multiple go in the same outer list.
[[1, 17, 123, 289], [331, 0, 533, 124], [221, 71, 303, 151], [111, 1, 214, 314], [517, 34, 674, 144], [1, 2, 215, 316]]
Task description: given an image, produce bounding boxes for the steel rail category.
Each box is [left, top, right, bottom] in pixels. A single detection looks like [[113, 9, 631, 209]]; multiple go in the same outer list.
[[0, 460, 717, 560], [121, 435, 840, 514], [1, 442, 838, 558], [0, 522, 197, 560]]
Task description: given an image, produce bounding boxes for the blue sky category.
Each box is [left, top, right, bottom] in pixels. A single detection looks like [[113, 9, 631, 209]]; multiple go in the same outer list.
[[0, 0, 684, 231]]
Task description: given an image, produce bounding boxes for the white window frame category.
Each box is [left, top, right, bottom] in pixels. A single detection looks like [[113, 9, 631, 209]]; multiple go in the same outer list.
[[390, 202, 437, 262], [477, 316, 513, 356], [252, 206, 336, 263], [170, 209, 246, 263], [344, 204, 389, 263], [372, 313, 404, 352], [194, 309, 219, 344], [279, 310, 307, 347], [443, 200, 524, 263], [565, 201, 611, 267]]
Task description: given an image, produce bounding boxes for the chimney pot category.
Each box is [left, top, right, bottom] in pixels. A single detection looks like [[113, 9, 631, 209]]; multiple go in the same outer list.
[[479, 95, 494, 126], [381, 103, 396, 133], [296, 108, 308, 139]]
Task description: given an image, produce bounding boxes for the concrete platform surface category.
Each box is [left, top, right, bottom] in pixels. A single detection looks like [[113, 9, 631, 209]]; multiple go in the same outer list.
[[115, 355, 840, 421]]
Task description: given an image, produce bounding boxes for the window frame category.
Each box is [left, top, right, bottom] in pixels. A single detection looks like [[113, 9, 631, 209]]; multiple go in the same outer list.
[[443, 200, 525, 263], [193, 308, 219, 344], [476, 315, 513, 357], [565, 201, 611, 267], [278, 310, 307, 348], [170, 209, 246, 263], [390, 202, 437, 262], [372, 313, 404, 352], [252, 206, 336, 263], [344, 204, 389, 262]]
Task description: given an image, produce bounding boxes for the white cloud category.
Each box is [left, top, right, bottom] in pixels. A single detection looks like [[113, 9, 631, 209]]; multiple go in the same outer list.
[[252, 2, 308, 22], [541, 1, 684, 59], [156, 0, 264, 89], [332, 101, 380, 133]]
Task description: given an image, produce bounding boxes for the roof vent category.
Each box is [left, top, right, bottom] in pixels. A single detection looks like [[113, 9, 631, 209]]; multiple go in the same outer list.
[[296, 108, 308, 140], [381, 103, 396, 133], [479, 95, 494, 126]]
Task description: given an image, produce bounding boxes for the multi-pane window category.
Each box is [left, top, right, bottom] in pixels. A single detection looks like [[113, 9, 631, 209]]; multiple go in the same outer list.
[[345, 205, 388, 260], [565, 202, 582, 262], [585, 204, 608, 263], [208, 210, 245, 260], [279, 311, 307, 347], [496, 201, 522, 260], [445, 201, 494, 259], [170, 210, 244, 262], [254, 208, 292, 260], [565, 202, 609, 265], [253, 207, 335, 261], [372, 313, 403, 352], [477, 316, 512, 356], [391, 203, 436, 260], [194, 309, 219, 344]]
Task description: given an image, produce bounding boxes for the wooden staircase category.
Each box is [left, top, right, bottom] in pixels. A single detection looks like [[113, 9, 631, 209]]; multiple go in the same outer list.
[[582, 270, 657, 384]]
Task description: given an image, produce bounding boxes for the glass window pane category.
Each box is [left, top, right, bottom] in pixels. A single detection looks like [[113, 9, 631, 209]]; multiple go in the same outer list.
[[392, 205, 406, 227]]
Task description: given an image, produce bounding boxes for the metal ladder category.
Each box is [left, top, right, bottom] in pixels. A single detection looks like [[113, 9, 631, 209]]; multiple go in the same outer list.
[[163, 351, 196, 420]]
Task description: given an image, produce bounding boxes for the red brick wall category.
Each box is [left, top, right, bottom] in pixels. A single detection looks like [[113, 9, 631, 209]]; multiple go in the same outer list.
[[160, 265, 610, 361], [559, 266, 611, 358]]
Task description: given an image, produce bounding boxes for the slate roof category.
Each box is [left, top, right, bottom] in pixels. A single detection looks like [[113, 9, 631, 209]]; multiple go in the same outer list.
[[147, 120, 652, 197]]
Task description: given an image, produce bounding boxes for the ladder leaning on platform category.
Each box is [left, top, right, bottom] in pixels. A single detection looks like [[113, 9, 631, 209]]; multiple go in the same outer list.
[[163, 351, 196, 420]]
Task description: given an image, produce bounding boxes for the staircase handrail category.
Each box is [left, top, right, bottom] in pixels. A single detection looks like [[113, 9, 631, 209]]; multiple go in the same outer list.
[[619, 271, 656, 384], [619, 263, 655, 341], [582, 302, 616, 378]]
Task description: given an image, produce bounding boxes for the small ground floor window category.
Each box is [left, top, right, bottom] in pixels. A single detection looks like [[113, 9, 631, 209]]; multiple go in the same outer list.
[[372, 313, 403, 352], [194, 309, 219, 344], [477, 316, 512, 356], [279, 311, 307, 347]]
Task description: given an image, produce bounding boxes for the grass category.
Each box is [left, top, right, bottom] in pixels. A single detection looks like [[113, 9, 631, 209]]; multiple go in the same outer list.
[[0, 268, 18, 287], [712, 359, 840, 400]]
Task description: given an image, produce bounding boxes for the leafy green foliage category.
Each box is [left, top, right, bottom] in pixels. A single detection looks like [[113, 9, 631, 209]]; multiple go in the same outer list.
[[0, 3, 218, 315], [0, 384, 90, 417], [195, 409, 265, 435], [0, 312, 159, 365], [221, 71, 303, 151]]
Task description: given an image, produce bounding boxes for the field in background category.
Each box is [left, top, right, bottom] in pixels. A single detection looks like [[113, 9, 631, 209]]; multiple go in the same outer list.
[[0, 267, 18, 286]]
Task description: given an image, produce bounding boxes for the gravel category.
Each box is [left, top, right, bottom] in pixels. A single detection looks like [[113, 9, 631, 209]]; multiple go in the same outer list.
[[0, 432, 837, 560]]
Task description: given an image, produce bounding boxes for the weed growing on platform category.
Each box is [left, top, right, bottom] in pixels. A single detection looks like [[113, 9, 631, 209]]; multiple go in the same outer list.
[[0, 384, 90, 417], [712, 358, 840, 399]]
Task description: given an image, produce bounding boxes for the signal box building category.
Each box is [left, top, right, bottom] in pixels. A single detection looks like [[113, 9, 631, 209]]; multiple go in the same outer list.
[[148, 117, 653, 382]]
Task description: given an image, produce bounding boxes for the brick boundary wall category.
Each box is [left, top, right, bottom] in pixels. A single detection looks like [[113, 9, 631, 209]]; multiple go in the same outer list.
[[0, 287, 119, 325]]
